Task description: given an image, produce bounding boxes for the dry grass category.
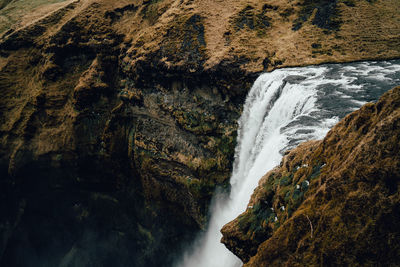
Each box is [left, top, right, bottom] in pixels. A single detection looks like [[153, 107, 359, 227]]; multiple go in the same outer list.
[[0, 0, 70, 34], [2, 0, 397, 73], [105, 0, 400, 73]]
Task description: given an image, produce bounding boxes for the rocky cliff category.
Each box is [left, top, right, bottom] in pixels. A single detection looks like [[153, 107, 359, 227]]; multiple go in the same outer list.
[[0, 0, 399, 266], [221, 86, 400, 266]]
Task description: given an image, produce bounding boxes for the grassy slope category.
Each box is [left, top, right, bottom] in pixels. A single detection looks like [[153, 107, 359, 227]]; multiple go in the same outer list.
[[0, 0, 399, 72], [0, 0, 68, 34], [116, 0, 400, 73]]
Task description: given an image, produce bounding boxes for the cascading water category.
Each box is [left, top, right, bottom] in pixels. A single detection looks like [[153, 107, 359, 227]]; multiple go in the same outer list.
[[176, 60, 400, 267]]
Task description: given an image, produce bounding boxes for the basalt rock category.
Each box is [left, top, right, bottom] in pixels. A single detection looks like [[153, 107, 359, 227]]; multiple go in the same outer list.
[[221, 86, 400, 266], [0, 0, 399, 266]]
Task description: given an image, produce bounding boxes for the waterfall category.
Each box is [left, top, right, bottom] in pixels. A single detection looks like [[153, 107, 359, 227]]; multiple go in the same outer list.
[[176, 60, 400, 267]]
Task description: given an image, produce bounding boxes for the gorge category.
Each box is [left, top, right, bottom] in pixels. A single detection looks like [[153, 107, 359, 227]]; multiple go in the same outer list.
[[0, 0, 400, 266]]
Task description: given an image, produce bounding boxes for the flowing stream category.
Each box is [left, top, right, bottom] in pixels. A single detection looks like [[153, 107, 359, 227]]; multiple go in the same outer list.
[[177, 60, 400, 267]]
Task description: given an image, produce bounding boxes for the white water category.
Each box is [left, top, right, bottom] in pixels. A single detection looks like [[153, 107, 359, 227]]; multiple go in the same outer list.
[[177, 60, 400, 267]]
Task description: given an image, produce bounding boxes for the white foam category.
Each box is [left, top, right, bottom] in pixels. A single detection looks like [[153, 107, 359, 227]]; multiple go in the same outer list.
[[176, 60, 400, 267]]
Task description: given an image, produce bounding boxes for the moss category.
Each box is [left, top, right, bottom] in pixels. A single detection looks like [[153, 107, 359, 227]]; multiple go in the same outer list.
[[233, 5, 271, 33], [310, 161, 323, 180], [280, 173, 293, 186], [237, 213, 252, 231], [173, 109, 217, 134], [217, 135, 236, 155], [278, 186, 291, 201], [263, 174, 276, 196], [292, 0, 342, 32], [162, 13, 207, 68], [300, 181, 309, 191], [291, 189, 304, 208], [223, 88, 400, 265], [284, 190, 291, 202], [186, 178, 216, 200], [238, 202, 275, 235], [199, 158, 218, 172], [256, 168, 310, 230]]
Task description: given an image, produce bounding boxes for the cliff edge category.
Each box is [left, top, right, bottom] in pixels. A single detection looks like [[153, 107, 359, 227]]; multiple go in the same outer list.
[[222, 86, 400, 266], [0, 0, 399, 265]]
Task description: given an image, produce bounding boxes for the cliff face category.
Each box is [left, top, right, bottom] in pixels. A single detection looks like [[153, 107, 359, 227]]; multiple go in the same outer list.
[[0, 0, 399, 266], [221, 86, 400, 266]]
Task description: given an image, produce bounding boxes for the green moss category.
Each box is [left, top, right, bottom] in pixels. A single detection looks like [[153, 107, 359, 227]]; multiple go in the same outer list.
[[238, 202, 275, 235], [237, 160, 320, 238], [173, 109, 217, 134], [263, 174, 277, 195], [187, 179, 215, 200], [280, 173, 293, 186], [217, 135, 236, 155], [291, 189, 305, 208], [284, 189, 292, 203], [310, 161, 324, 180], [279, 186, 291, 200], [199, 158, 218, 172], [300, 181, 309, 191]]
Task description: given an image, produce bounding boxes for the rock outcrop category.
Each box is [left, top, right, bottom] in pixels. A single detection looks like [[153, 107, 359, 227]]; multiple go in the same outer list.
[[0, 0, 399, 266], [222, 86, 400, 266]]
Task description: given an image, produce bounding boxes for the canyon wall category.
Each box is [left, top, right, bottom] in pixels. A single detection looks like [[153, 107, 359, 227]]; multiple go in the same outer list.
[[0, 0, 399, 265]]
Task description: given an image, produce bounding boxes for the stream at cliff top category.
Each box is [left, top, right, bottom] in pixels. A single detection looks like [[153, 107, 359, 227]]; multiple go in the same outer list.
[[176, 59, 400, 267]]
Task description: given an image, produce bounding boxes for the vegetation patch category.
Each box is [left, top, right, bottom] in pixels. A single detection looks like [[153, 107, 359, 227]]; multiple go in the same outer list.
[[237, 203, 274, 242], [232, 5, 272, 36], [292, 0, 343, 32], [162, 14, 207, 69], [140, 0, 165, 25], [173, 109, 217, 135], [309, 160, 324, 180], [186, 178, 216, 201], [240, 164, 317, 238], [105, 4, 138, 23], [0, 0, 68, 34]]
